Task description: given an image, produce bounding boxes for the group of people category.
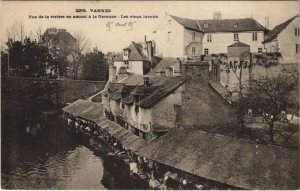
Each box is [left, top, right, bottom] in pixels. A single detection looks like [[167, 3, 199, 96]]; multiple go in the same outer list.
[[64, 112, 217, 190]]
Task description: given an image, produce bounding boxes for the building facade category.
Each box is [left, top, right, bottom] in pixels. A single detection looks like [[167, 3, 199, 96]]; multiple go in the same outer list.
[[151, 14, 266, 58], [263, 15, 300, 63]]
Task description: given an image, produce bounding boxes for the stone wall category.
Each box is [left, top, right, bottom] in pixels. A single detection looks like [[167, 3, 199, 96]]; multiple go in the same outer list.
[[1, 77, 107, 106], [178, 61, 238, 127]]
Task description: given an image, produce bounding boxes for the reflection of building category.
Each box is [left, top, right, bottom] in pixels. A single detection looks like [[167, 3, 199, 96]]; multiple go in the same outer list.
[[263, 15, 300, 63], [151, 14, 266, 58]]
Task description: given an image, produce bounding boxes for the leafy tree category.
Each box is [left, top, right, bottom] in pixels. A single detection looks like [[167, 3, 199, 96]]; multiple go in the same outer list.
[[81, 48, 108, 81], [3, 38, 56, 78]]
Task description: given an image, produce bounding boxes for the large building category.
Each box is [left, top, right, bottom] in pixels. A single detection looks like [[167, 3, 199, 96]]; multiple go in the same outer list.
[[263, 15, 300, 63], [151, 14, 267, 58]]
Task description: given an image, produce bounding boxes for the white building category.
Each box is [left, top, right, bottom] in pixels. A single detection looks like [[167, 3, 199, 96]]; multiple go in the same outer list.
[[151, 14, 267, 58], [263, 15, 300, 63]]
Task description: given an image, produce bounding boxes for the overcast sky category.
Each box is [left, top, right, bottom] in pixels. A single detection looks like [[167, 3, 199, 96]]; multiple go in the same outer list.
[[1, 1, 299, 53]]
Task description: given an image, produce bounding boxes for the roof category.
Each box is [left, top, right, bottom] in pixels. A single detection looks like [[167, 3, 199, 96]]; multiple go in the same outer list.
[[137, 77, 185, 108], [169, 15, 266, 33], [263, 15, 299, 43], [197, 18, 266, 33], [147, 57, 180, 76], [138, 128, 299, 190], [107, 75, 185, 108], [118, 74, 146, 86], [63, 99, 148, 152], [228, 41, 250, 47], [209, 81, 237, 104], [115, 42, 150, 62], [170, 15, 203, 32]]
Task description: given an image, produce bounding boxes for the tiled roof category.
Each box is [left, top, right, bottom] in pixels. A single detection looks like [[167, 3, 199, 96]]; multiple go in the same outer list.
[[228, 41, 250, 47], [138, 128, 299, 190], [263, 15, 299, 43], [170, 15, 266, 33]]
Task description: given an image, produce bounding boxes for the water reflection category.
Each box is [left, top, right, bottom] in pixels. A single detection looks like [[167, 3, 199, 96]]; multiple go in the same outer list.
[[1, 116, 149, 190]]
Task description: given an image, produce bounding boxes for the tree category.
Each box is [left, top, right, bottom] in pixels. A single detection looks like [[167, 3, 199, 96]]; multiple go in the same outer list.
[[2, 37, 56, 78], [81, 48, 108, 81], [69, 31, 91, 79], [238, 74, 298, 143], [6, 21, 25, 43]]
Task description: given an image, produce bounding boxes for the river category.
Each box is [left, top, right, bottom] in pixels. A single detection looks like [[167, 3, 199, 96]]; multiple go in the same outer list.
[[1, 115, 149, 190]]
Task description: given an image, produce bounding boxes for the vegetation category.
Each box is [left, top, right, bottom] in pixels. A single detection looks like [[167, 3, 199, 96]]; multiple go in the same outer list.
[[81, 48, 108, 81], [237, 73, 299, 145]]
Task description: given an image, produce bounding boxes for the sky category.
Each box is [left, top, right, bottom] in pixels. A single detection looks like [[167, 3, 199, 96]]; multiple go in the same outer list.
[[1, 1, 299, 53]]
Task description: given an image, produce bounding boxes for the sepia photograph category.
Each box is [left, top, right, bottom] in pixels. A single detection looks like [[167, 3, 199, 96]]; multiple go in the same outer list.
[[0, 1, 299, 190]]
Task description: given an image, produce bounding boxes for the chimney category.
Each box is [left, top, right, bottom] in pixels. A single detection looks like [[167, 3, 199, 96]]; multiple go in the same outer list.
[[108, 64, 117, 82], [144, 76, 150, 86], [117, 67, 129, 81], [146, 40, 153, 64], [264, 17, 270, 29], [181, 60, 209, 82]]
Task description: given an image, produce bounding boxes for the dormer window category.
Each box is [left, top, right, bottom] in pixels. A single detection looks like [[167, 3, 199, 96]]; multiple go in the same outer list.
[[204, 23, 209, 28], [124, 50, 128, 56], [234, 23, 238, 28]]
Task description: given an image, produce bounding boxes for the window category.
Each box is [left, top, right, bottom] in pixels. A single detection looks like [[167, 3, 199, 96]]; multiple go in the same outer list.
[[135, 104, 139, 114], [296, 44, 300, 53], [258, 48, 262, 53], [192, 32, 196, 41], [234, 33, 239, 41], [168, 19, 172, 24], [252, 32, 257, 41], [167, 31, 171, 41], [192, 47, 196, 55], [125, 61, 129, 69], [207, 34, 212, 42], [204, 48, 209, 55], [234, 23, 238, 28], [295, 28, 300, 36]]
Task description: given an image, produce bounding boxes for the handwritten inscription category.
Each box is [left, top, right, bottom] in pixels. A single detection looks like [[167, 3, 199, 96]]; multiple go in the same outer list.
[[106, 21, 136, 31]]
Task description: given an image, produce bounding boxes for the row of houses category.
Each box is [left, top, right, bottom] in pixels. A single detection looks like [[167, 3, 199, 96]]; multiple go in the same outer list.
[[63, 12, 299, 189], [151, 13, 300, 63]]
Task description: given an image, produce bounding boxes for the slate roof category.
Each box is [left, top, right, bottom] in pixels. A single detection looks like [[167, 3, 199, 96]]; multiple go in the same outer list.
[[115, 42, 150, 62], [107, 75, 184, 108], [170, 15, 266, 33], [170, 15, 203, 32], [137, 77, 185, 108], [138, 127, 299, 190], [263, 15, 299, 43], [197, 18, 266, 33]]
